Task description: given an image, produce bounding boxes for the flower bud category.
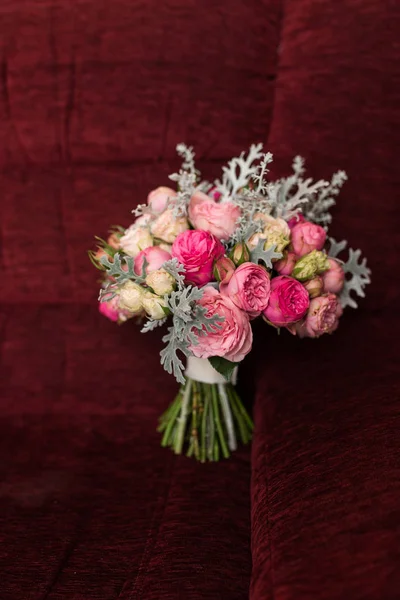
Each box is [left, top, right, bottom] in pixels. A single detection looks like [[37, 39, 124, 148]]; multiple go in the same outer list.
[[322, 258, 345, 294], [145, 269, 175, 295], [292, 250, 329, 282], [265, 230, 290, 254], [303, 276, 324, 298], [274, 251, 297, 276], [142, 292, 169, 320], [229, 242, 250, 266], [213, 256, 236, 284], [118, 281, 145, 313]]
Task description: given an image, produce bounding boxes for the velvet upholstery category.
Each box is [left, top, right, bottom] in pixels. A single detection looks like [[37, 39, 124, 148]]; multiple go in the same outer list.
[[0, 0, 398, 598]]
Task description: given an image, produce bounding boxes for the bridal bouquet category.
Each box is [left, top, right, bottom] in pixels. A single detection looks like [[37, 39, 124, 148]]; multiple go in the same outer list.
[[89, 144, 370, 462]]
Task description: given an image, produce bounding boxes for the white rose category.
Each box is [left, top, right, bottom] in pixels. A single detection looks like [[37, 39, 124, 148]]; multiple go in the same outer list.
[[142, 292, 168, 320], [150, 209, 189, 243], [118, 281, 145, 313], [120, 225, 153, 258], [145, 269, 175, 295], [262, 214, 290, 238]]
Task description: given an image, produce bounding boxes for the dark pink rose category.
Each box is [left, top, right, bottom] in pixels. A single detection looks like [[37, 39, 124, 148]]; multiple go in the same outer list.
[[322, 258, 345, 294], [291, 221, 327, 257], [134, 246, 171, 275], [190, 286, 253, 362], [287, 213, 305, 230], [263, 275, 310, 326], [221, 262, 271, 318], [172, 230, 225, 286]]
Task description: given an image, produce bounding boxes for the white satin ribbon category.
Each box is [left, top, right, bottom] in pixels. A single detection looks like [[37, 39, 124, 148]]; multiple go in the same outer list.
[[185, 356, 238, 385]]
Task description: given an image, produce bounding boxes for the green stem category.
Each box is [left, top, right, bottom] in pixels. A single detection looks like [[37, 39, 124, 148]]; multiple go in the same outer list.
[[174, 378, 192, 455], [211, 384, 230, 459], [207, 387, 215, 462], [201, 384, 208, 463], [227, 385, 249, 445], [161, 394, 183, 447], [192, 381, 200, 460]]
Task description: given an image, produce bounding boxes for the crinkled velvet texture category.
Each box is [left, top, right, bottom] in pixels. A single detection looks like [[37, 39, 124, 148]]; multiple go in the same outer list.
[[0, 1, 399, 600]]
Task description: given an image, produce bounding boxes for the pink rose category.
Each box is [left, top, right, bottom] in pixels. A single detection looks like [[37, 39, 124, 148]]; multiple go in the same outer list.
[[287, 213, 305, 230], [274, 251, 297, 276], [190, 286, 253, 362], [263, 275, 310, 326], [171, 230, 225, 286], [298, 293, 343, 338], [322, 258, 345, 294], [99, 297, 130, 323], [221, 263, 271, 318], [291, 221, 327, 257], [188, 191, 240, 240], [134, 246, 171, 276], [147, 186, 177, 214]]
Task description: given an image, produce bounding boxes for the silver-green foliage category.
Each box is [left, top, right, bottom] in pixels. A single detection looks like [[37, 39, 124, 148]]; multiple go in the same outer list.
[[160, 285, 222, 383], [328, 238, 371, 309]]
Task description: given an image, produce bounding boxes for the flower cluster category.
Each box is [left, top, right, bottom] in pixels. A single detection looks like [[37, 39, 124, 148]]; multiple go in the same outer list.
[[90, 143, 370, 382]]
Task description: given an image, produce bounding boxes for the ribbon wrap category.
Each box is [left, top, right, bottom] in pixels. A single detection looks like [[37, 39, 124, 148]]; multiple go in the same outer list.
[[185, 356, 238, 385]]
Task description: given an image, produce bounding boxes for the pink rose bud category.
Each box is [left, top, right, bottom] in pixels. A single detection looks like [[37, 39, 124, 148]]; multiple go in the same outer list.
[[99, 297, 120, 322], [134, 246, 171, 276], [274, 251, 297, 276], [213, 256, 236, 284], [221, 262, 271, 318], [303, 276, 324, 298], [188, 191, 241, 240], [291, 221, 327, 257], [229, 242, 250, 266], [300, 293, 343, 338], [99, 296, 130, 323], [322, 258, 345, 294], [189, 286, 253, 363], [263, 275, 310, 327], [287, 213, 305, 230], [147, 186, 177, 214], [107, 233, 121, 249], [171, 230, 225, 286]]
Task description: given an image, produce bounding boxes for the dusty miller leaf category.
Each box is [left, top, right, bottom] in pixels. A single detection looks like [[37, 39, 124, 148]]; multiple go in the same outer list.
[[161, 258, 186, 290], [340, 248, 371, 309], [304, 170, 347, 226], [214, 143, 264, 199], [328, 237, 348, 258], [98, 253, 146, 302], [159, 285, 223, 383], [141, 318, 167, 333], [250, 239, 282, 268]]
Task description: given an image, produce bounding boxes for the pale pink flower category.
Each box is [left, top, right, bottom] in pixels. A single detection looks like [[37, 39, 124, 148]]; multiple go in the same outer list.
[[147, 186, 177, 214], [190, 286, 253, 363], [291, 221, 326, 257], [188, 191, 240, 240], [150, 208, 189, 243], [322, 258, 345, 294], [134, 246, 171, 276]]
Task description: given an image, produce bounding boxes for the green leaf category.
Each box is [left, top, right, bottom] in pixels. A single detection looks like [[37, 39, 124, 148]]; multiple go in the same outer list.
[[208, 356, 237, 381]]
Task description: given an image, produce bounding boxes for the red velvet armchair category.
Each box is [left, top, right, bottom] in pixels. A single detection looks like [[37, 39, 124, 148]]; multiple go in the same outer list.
[[0, 1, 398, 598]]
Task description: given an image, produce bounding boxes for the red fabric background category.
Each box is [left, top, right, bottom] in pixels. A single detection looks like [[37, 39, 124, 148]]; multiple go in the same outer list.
[[0, 0, 399, 599]]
